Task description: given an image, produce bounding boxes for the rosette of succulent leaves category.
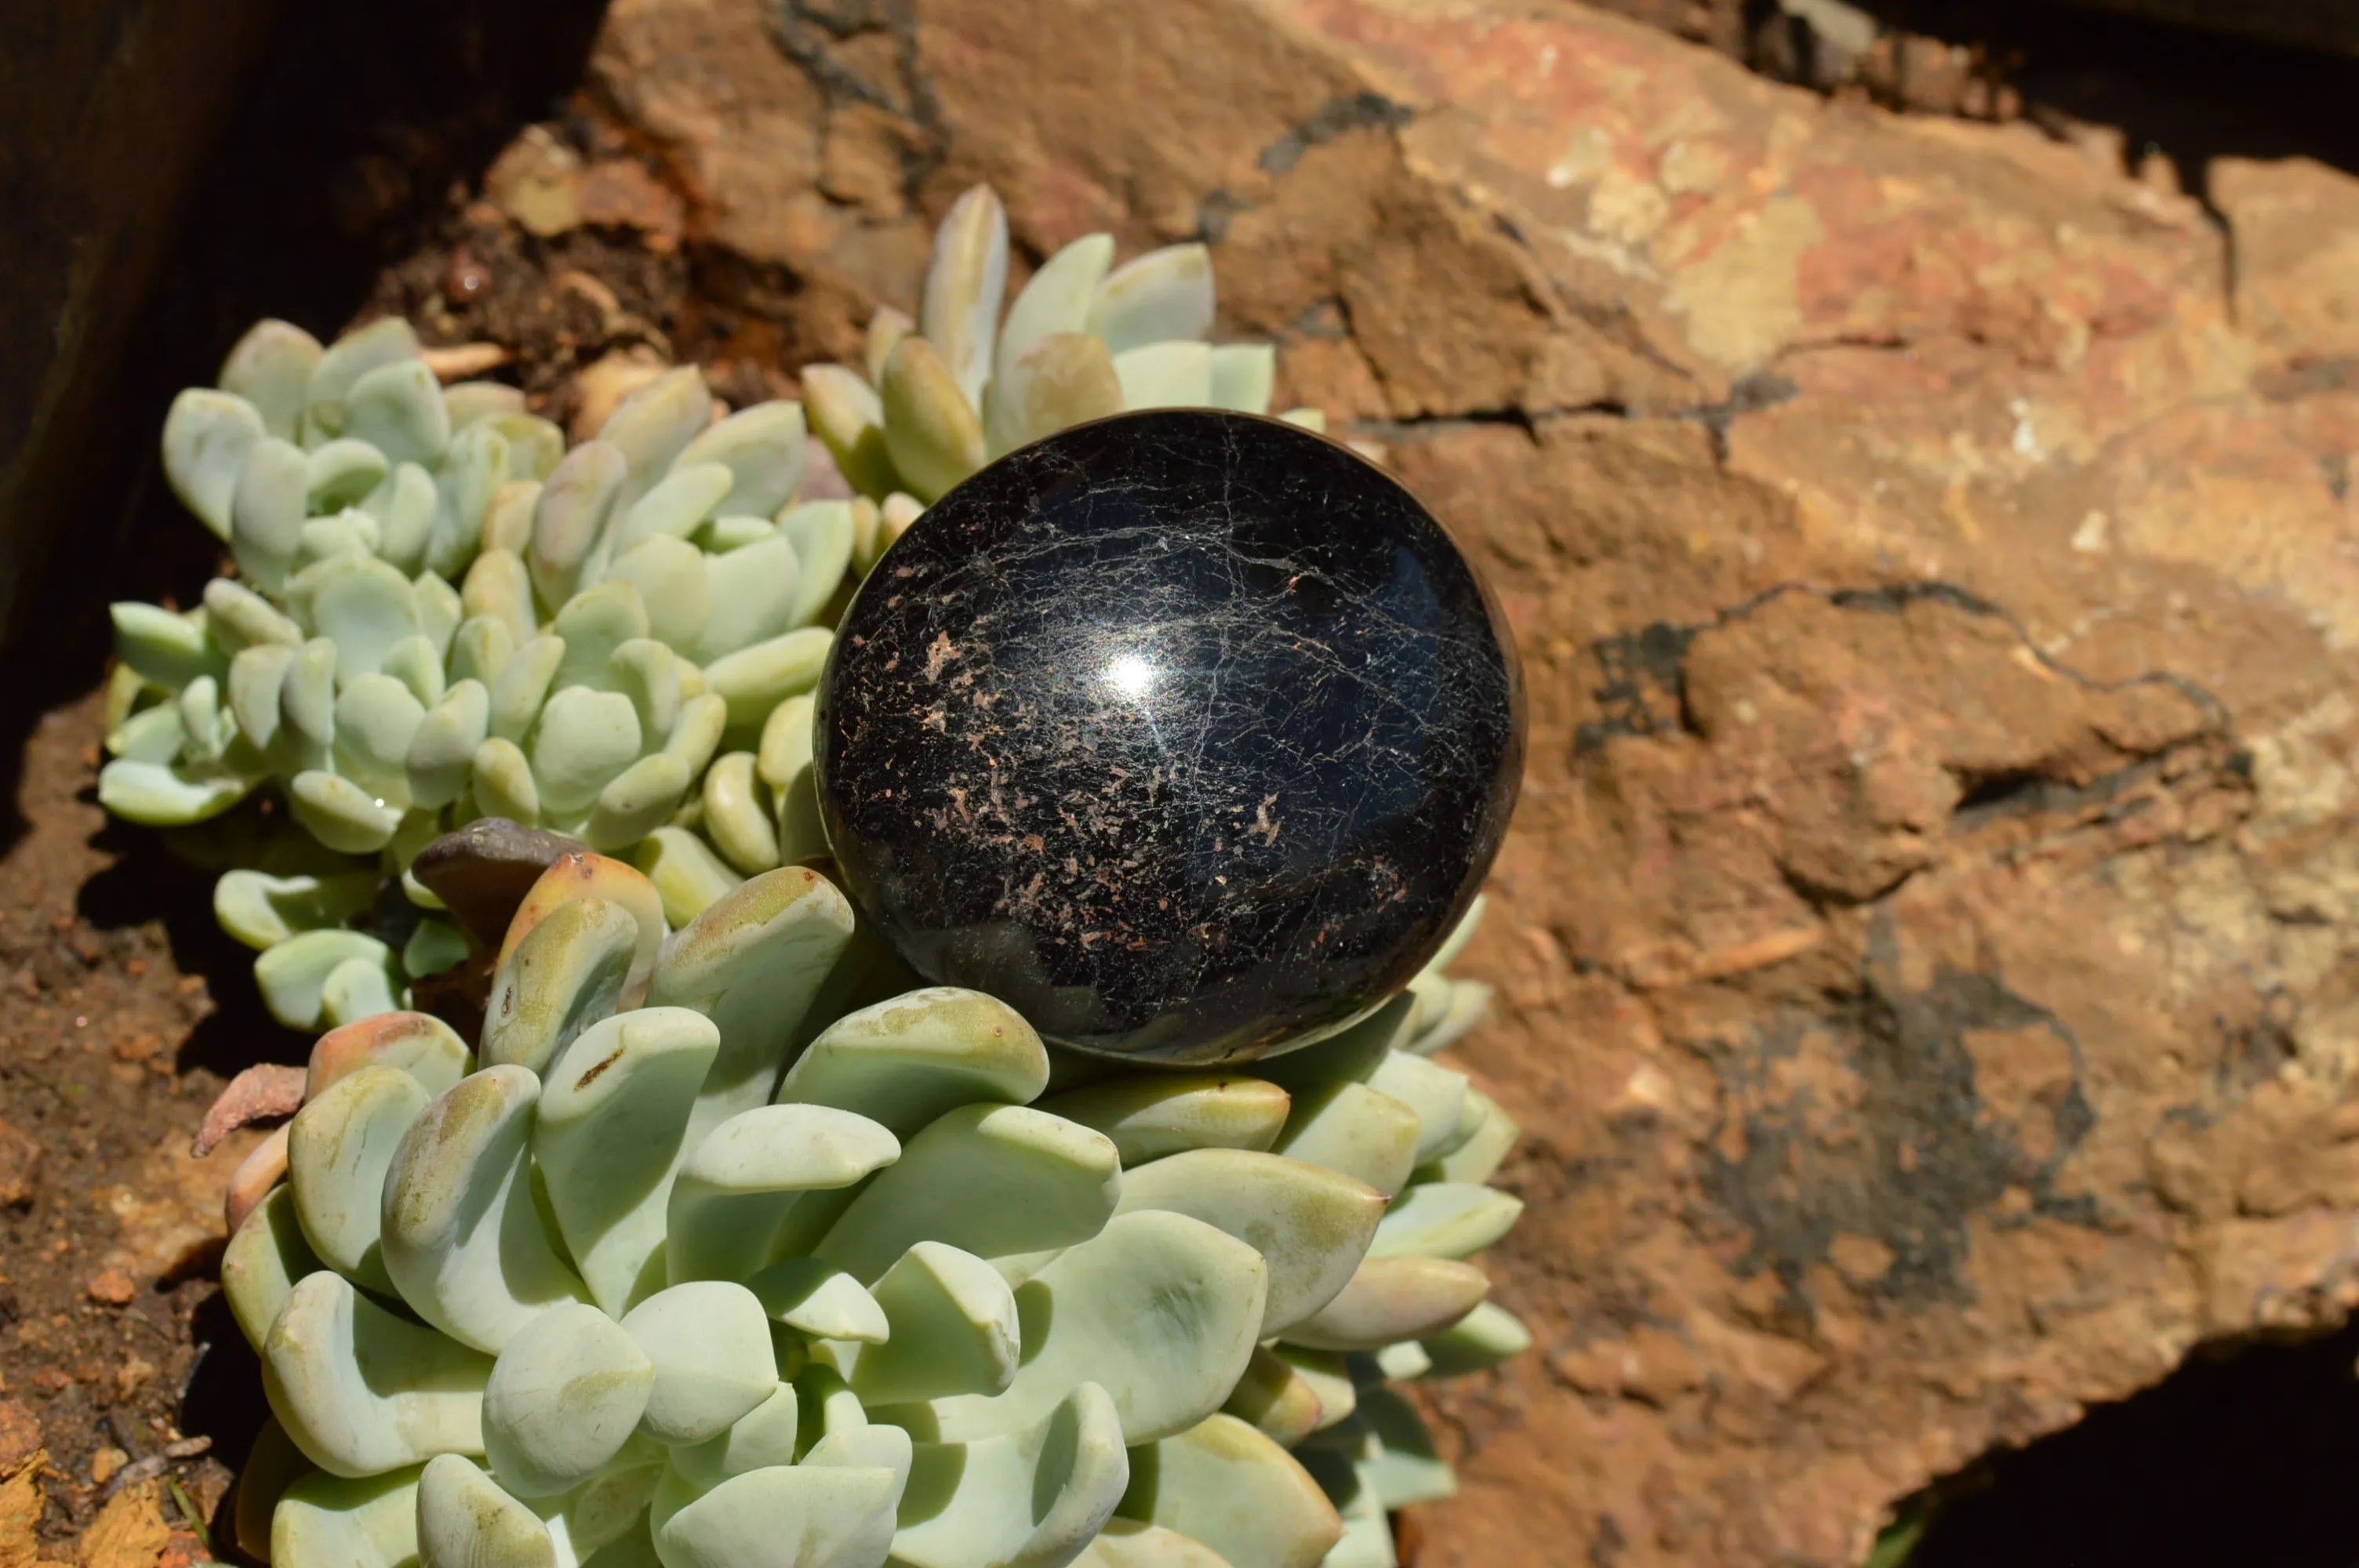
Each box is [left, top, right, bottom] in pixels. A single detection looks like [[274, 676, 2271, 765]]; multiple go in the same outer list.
[[218, 851, 1523, 1568], [97, 184, 1303, 1035]]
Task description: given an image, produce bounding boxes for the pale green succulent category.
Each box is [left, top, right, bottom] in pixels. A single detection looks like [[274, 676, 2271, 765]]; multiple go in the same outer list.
[[101, 318, 877, 1026], [107, 318, 842, 846], [99, 187, 1347, 1033], [801, 184, 1322, 556], [220, 855, 1525, 1568]]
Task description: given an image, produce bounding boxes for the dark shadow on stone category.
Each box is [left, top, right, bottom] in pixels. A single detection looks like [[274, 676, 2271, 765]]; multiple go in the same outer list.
[[0, 0, 612, 856], [1736, 0, 2359, 195], [1906, 1319, 2359, 1568]]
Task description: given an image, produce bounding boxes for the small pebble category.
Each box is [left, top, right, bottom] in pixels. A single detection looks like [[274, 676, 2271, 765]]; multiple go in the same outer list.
[[85, 1269, 135, 1306], [445, 251, 490, 301]]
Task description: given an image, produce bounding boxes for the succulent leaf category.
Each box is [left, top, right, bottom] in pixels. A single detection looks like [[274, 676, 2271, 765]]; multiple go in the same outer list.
[[111, 601, 220, 691], [863, 308, 914, 389], [664, 1389, 805, 1511], [288, 1064, 431, 1293], [96, 759, 250, 826], [620, 1280, 778, 1445], [272, 1465, 425, 1568], [163, 389, 270, 539], [1367, 1181, 1524, 1261], [696, 532, 801, 662], [701, 627, 832, 731], [255, 928, 396, 1029], [647, 866, 854, 1133], [636, 825, 739, 927], [1206, 344, 1278, 416], [483, 1304, 658, 1497], [654, 1459, 901, 1568], [611, 463, 734, 560], [535, 1007, 723, 1316], [923, 1210, 1265, 1446], [347, 358, 453, 470], [878, 336, 985, 504], [607, 535, 711, 652], [598, 367, 714, 514], [223, 1185, 325, 1353], [801, 365, 896, 501], [490, 633, 568, 742], [1117, 1414, 1343, 1568], [918, 184, 1010, 411], [1365, 1051, 1469, 1163], [845, 1241, 1020, 1406], [1326, 1388, 1455, 1510], [1421, 1086, 1518, 1185], [482, 895, 640, 1075], [776, 988, 1046, 1138], [106, 700, 188, 766], [532, 441, 632, 609], [482, 478, 544, 557], [463, 548, 540, 646], [1268, 1080, 1422, 1200], [663, 1104, 900, 1287], [231, 437, 314, 591], [674, 401, 808, 521], [743, 1258, 887, 1344], [1037, 1074, 1291, 1167], [892, 1382, 1128, 1568], [380, 1065, 590, 1353], [216, 866, 380, 951], [306, 318, 423, 441], [234, 1417, 314, 1563], [701, 751, 778, 875], [219, 320, 322, 441], [983, 333, 1124, 459], [1219, 1346, 1325, 1446], [264, 1270, 492, 1476], [1071, 1520, 1230, 1568], [1085, 245, 1216, 356], [1110, 342, 1214, 411], [811, 1104, 1120, 1284], [590, 752, 696, 852], [1111, 1149, 1384, 1335], [995, 234, 1115, 379], [772, 503, 852, 628], [1277, 1257, 1488, 1353], [307, 1008, 474, 1098], [418, 1454, 560, 1568]]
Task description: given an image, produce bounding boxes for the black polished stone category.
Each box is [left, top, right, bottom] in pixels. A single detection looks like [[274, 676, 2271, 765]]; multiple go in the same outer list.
[[814, 408, 1523, 1065]]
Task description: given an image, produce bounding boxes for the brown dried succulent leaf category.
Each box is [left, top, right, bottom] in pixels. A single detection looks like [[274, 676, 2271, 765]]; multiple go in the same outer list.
[[191, 1064, 307, 1157]]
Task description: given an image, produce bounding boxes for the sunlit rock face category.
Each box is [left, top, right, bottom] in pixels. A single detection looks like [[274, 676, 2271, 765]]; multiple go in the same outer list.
[[816, 408, 1523, 1064]]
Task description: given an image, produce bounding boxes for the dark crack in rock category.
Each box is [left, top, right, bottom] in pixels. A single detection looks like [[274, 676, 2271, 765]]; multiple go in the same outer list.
[[816, 408, 1523, 1063]]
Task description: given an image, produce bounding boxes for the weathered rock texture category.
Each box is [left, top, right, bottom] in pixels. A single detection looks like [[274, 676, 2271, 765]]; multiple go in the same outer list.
[[456, 0, 2359, 1561]]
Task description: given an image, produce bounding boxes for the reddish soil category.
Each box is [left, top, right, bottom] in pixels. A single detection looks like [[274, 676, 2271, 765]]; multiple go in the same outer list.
[[0, 694, 256, 1552]]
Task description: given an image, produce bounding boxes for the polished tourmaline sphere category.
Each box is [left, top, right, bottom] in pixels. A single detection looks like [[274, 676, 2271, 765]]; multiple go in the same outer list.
[[815, 409, 1522, 1065]]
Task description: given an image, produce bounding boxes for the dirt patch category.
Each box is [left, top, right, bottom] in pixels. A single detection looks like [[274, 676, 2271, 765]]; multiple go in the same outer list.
[[0, 697, 251, 1552]]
